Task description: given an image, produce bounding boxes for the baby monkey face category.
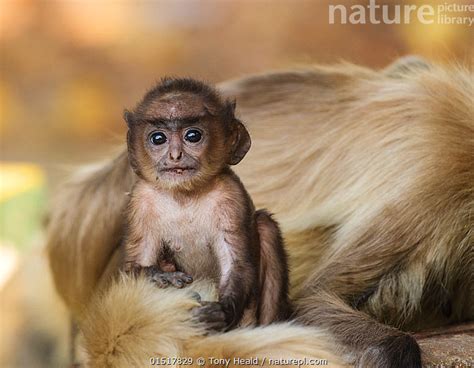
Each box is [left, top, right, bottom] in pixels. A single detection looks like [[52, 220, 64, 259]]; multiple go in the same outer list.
[[125, 82, 251, 191], [128, 92, 229, 189], [143, 119, 211, 184]]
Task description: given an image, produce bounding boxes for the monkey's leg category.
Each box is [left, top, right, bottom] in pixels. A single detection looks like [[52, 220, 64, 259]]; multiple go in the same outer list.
[[296, 288, 421, 368], [194, 244, 257, 331], [255, 209, 291, 324], [294, 244, 422, 368]]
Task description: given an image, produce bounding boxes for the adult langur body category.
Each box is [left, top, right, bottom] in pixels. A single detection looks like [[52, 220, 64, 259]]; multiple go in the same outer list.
[[46, 56, 473, 368]]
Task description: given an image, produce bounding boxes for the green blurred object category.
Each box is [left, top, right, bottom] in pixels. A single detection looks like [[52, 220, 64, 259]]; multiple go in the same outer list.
[[0, 163, 46, 250]]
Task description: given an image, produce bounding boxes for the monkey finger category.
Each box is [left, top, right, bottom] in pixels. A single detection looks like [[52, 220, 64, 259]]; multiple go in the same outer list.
[[182, 274, 193, 284], [173, 271, 193, 284], [152, 275, 170, 288], [203, 320, 227, 333], [198, 316, 227, 333], [191, 307, 226, 334], [192, 302, 227, 328], [163, 272, 193, 288], [172, 278, 185, 288]]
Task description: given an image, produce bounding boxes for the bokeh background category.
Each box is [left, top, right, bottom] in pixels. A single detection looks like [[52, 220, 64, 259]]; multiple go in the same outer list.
[[0, 0, 472, 366], [2, 0, 473, 179]]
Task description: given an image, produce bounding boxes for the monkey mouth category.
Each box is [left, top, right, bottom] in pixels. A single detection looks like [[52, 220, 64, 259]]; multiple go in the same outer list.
[[160, 167, 196, 175]]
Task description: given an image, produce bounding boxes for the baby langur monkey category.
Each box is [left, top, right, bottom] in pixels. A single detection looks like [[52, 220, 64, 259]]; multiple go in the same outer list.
[[122, 78, 291, 330]]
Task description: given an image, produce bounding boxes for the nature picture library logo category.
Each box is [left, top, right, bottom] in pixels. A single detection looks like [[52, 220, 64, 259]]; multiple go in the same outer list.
[[329, 1, 474, 25]]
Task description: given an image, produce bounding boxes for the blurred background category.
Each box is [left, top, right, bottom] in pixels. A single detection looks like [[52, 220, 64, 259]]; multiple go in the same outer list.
[[0, 0, 472, 366]]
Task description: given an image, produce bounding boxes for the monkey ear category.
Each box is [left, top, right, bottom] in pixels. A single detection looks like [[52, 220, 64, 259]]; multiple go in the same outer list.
[[123, 110, 134, 127], [228, 120, 251, 165]]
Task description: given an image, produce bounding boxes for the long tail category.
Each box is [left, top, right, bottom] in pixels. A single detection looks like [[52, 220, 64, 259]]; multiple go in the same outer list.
[[80, 275, 346, 367], [186, 326, 346, 368]]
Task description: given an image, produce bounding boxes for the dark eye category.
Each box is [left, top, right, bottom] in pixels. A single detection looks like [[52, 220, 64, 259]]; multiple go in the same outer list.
[[149, 132, 167, 145], [184, 129, 202, 143]]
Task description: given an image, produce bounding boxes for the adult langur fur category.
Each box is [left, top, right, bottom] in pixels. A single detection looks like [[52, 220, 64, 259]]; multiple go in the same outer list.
[[46, 56, 473, 367]]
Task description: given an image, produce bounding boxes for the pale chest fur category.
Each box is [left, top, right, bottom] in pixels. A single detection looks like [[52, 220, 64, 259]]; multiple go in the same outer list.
[[132, 183, 225, 282]]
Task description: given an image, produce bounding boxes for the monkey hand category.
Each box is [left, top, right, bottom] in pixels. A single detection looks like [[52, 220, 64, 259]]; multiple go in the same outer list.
[[143, 266, 193, 288], [192, 301, 227, 332]]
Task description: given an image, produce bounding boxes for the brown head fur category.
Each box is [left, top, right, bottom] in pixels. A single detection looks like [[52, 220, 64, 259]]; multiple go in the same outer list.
[[124, 78, 251, 193]]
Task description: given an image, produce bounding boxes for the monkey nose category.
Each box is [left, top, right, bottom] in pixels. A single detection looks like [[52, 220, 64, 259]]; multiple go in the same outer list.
[[169, 150, 183, 161]]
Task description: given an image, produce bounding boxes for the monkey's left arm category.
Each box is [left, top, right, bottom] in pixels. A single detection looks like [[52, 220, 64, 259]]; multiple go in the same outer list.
[[215, 227, 258, 329]]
